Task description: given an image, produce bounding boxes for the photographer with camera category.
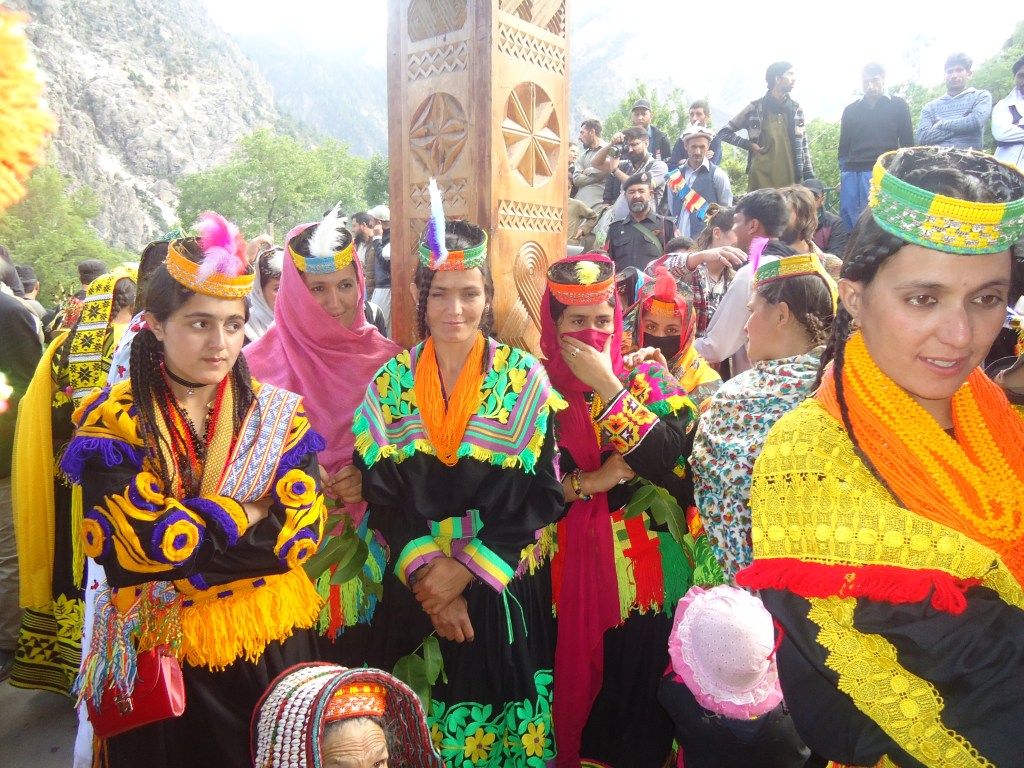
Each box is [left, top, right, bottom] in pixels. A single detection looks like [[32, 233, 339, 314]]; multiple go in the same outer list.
[[592, 125, 669, 222]]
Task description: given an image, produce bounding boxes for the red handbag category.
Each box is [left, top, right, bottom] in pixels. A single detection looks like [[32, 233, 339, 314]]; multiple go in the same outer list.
[[87, 645, 186, 739]]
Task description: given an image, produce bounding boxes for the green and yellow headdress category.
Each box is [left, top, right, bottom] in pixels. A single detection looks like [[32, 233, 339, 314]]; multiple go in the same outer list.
[[754, 254, 838, 310], [869, 147, 1024, 255], [417, 178, 488, 271]]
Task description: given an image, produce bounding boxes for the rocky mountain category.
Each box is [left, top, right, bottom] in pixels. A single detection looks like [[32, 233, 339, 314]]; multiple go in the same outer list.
[[10, 0, 280, 250]]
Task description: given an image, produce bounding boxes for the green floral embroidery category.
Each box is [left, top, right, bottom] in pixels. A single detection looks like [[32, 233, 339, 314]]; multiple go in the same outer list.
[[429, 670, 555, 767], [376, 350, 416, 423], [478, 346, 533, 425]]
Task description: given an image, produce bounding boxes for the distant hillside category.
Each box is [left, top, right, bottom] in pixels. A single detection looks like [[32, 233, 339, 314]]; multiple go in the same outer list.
[[10, 0, 280, 249]]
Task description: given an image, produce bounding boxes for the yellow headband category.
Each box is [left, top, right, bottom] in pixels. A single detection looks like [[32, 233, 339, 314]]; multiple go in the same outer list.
[[166, 240, 253, 299]]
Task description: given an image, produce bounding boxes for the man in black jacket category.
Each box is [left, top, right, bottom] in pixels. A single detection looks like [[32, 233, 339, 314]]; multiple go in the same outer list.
[[606, 171, 674, 272], [838, 62, 913, 230]]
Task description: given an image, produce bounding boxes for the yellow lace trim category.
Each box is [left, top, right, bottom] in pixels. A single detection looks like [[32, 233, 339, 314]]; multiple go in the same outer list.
[[750, 399, 1024, 608], [808, 596, 993, 768]]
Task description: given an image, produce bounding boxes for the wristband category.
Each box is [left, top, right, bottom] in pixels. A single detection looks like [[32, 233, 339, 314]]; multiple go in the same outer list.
[[570, 468, 592, 501]]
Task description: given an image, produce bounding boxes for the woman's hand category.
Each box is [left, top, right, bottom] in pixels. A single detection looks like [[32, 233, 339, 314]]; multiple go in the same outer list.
[[323, 465, 363, 504], [560, 334, 622, 401], [429, 595, 475, 643], [573, 453, 637, 498], [623, 346, 668, 371], [242, 498, 273, 526], [412, 557, 474, 615]]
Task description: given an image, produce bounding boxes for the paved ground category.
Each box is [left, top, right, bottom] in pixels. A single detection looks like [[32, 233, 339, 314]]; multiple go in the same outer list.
[[0, 681, 79, 767]]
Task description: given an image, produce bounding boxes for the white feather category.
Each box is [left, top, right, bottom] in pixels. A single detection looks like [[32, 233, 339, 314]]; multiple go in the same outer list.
[[428, 178, 448, 265], [307, 203, 345, 259]]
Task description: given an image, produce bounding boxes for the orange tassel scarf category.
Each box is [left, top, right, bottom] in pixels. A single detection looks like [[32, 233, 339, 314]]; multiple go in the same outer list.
[[818, 332, 1024, 583], [414, 334, 486, 466]]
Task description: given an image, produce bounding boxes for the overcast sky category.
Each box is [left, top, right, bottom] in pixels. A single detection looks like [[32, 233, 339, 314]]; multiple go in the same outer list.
[[204, 0, 1016, 121]]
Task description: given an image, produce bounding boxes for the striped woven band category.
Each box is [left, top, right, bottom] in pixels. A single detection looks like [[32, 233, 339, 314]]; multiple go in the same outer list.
[[754, 253, 837, 310], [166, 240, 253, 298], [869, 148, 1024, 254], [289, 239, 355, 274], [418, 232, 488, 271], [324, 682, 388, 722]]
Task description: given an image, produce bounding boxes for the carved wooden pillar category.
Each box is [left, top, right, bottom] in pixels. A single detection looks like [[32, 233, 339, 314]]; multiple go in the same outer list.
[[387, 0, 569, 353]]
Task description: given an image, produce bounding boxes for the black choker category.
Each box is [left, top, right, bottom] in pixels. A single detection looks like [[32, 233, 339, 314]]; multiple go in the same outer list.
[[163, 364, 207, 396]]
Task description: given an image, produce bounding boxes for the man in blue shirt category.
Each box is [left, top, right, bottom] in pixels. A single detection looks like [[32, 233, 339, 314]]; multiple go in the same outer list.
[[917, 52, 992, 150], [838, 62, 914, 230]]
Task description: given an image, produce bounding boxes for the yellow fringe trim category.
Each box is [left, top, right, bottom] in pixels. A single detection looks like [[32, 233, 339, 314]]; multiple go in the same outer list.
[[520, 523, 557, 575], [71, 485, 83, 590], [173, 569, 323, 670]]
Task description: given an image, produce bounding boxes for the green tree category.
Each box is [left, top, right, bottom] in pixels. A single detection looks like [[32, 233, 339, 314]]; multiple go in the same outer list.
[[177, 130, 368, 240], [604, 81, 690, 145], [0, 165, 128, 298], [806, 118, 841, 190], [364, 152, 390, 207]]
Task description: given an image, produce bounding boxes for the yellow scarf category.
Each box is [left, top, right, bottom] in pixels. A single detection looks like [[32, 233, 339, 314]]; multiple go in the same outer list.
[[12, 331, 68, 609]]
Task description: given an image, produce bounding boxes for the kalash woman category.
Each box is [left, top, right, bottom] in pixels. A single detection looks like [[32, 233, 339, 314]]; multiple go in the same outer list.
[[737, 147, 1024, 767], [353, 211, 566, 767], [540, 253, 722, 768], [251, 663, 443, 768], [61, 213, 328, 768], [622, 266, 722, 408], [244, 244, 283, 344], [245, 208, 398, 645], [690, 254, 835, 583], [12, 267, 136, 694]]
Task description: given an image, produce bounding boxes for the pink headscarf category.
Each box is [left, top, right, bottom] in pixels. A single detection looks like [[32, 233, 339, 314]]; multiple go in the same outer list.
[[539, 253, 626, 768], [244, 223, 400, 480]]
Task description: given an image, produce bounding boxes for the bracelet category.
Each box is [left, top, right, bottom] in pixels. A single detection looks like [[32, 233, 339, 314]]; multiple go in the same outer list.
[[569, 468, 592, 501]]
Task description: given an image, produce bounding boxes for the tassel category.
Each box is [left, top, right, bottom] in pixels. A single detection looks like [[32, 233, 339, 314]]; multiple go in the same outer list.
[[71, 485, 84, 589], [622, 515, 664, 613]]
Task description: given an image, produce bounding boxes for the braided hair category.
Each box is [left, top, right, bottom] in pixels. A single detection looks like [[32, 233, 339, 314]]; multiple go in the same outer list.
[[131, 239, 256, 491], [414, 220, 494, 341], [814, 146, 1022, 499], [755, 272, 834, 350]]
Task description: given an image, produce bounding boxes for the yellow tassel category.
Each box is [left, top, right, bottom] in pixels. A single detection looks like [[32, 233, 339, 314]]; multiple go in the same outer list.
[[519, 523, 557, 574], [71, 485, 84, 589], [177, 569, 323, 670]]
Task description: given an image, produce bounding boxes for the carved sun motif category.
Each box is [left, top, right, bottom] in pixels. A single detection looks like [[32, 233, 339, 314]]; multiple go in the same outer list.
[[502, 82, 559, 187], [409, 93, 468, 175]]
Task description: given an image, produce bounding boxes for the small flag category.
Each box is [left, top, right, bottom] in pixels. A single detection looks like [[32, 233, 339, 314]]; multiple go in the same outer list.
[[666, 168, 686, 196], [679, 183, 710, 221]]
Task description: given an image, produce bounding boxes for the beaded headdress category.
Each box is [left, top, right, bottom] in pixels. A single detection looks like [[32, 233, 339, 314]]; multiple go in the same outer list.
[[324, 682, 387, 722], [417, 177, 488, 271], [546, 256, 616, 306], [250, 663, 444, 768], [289, 204, 356, 274], [754, 253, 838, 310], [166, 212, 252, 298], [869, 147, 1024, 255]]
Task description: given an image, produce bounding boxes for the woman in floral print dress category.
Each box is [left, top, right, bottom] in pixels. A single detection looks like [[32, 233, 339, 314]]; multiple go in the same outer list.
[[690, 254, 835, 582]]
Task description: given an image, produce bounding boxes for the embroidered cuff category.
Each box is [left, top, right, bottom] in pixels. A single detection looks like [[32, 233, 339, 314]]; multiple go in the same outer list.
[[597, 390, 659, 455], [453, 538, 516, 593], [395, 536, 446, 587], [186, 495, 249, 547]]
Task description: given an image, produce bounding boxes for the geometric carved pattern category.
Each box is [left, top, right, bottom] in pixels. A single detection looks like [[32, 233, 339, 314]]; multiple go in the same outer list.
[[502, 82, 560, 187], [407, 42, 469, 81], [408, 0, 467, 42], [410, 178, 468, 212], [513, 240, 549, 332], [497, 200, 563, 233], [498, 0, 565, 36], [410, 93, 468, 175], [497, 22, 566, 74]]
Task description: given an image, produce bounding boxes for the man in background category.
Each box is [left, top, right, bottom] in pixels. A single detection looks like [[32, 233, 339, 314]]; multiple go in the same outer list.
[[672, 125, 732, 239], [75, 259, 107, 299], [14, 264, 46, 320], [802, 179, 849, 258], [719, 62, 814, 190], [993, 55, 1024, 168], [573, 119, 609, 210], [366, 204, 392, 336], [606, 171, 674, 272], [594, 126, 669, 220], [837, 62, 914, 230], [918, 52, 992, 149]]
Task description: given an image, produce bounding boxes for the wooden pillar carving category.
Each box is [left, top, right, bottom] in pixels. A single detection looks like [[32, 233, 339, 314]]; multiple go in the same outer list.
[[387, 0, 570, 353]]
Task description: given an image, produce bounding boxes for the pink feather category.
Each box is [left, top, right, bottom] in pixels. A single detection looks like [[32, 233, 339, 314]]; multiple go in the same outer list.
[[195, 211, 246, 281]]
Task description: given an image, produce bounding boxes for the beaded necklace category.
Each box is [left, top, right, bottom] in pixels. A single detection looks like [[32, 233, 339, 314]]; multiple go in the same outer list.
[[818, 332, 1024, 582]]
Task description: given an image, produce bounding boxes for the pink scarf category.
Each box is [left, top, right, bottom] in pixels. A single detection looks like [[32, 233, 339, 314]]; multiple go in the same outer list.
[[539, 253, 626, 768], [244, 223, 399, 479]]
